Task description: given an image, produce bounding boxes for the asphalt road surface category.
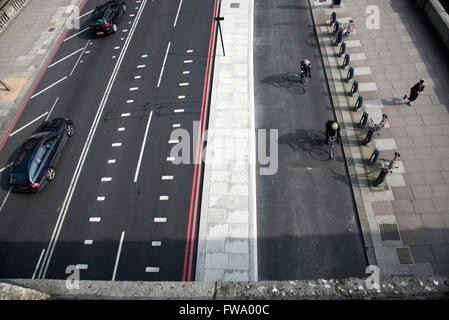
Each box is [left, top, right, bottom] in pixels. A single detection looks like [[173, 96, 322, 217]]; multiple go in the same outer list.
[[0, 0, 219, 281], [254, 0, 368, 280]]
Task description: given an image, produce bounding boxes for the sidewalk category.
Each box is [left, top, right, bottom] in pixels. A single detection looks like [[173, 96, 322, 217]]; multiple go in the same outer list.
[[0, 0, 84, 142], [311, 0, 449, 277]]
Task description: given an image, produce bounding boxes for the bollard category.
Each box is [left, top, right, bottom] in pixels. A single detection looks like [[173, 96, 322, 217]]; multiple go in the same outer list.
[[354, 95, 363, 111], [346, 66, 354, 82], [359, 112, 369, 128], [368, 149, 380, 165], [333, 21, 340, 34], [339, 42, 346, 57], [350, 80, 359, 97], [330, 12, 337, 25], [342, 53, 350, 69], [335, 31, 343, 46]]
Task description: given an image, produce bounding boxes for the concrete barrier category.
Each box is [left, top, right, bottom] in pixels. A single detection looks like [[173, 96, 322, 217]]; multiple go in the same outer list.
[[415, 0, 449, 51], [0, 0, 31, 34]]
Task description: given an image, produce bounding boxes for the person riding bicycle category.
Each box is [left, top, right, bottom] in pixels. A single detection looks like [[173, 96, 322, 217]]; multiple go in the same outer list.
[[325, 120, 341, 144], [300, 58, 312, 78]]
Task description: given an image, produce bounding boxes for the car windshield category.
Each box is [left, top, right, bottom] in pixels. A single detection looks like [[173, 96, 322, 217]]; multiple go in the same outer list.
[[10, 172, 29, 185], [29, 145, 47, 179], [91, 18, 106, 26], [28, 131, 51, 139]]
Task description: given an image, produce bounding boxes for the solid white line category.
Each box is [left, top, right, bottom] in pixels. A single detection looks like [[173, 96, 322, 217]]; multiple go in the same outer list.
[[0, 163, 13, 174], [134, 111, 153, 183], [32, 249, 46, 280], [48, 48, 83, 68], [173, 0, 183, 27], [45, 96, 59, 121], [63, 27, 89, 42], [157, 42, 171, 87], [31, 76, 67, 99], [39, 0, 150, 279], [69, 40, 90, 77], [9, 112, 49, 137], [78, 9, 94, 19], [89, 217, 101, 222], [0, 188, 11, 214], [84, 240, 93, 245], [112, 231, 125, 281]]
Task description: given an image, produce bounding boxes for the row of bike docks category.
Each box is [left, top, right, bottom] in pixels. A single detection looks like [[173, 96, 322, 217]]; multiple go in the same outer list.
[[329, 12, 400, 187]]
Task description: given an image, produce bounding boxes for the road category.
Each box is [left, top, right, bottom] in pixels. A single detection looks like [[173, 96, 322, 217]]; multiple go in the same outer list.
[[0, 0, 219, 281], [254, 0, 368, 280]]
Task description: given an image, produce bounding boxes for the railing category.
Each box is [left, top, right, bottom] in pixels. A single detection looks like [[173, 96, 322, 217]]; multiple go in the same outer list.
[[0, 0, 31, 34]]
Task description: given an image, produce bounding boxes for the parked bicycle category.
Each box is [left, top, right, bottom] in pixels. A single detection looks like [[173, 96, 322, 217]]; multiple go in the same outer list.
[[339, 19, 355, 37], [363, 114, 388, 146], [373, 152, 400, 187]]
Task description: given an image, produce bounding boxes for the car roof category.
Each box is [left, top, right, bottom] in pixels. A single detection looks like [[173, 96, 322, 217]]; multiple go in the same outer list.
[[92, 1, 120, 18], [12, 132, 55, 172]]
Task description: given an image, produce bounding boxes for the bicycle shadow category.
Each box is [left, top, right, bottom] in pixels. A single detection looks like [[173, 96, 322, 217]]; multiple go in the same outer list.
[[261, 73, 307, 95], [279, 129, 330, 161]]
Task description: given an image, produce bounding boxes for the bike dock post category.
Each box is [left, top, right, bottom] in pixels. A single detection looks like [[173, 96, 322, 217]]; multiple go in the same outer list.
[[350, 80, 359, 96], [335, 30, 343, 46], [368, 149, 380, 165], [354, 96, 363, 111], [333, 21, 340, 34], [346, 66, 354, 82], [342, 53, 350, 69], [359, 112, 369, 128], [339, 42, 346, 57], [330, 12, 337, 25]]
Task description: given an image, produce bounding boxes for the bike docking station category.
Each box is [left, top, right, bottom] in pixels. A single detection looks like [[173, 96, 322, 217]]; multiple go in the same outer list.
[[359, 112, 369, 128], [350, 80, 358, 96], [330, 12, 337, 26], [335, 30, 343, 46], [339, 42, 346, 57], [354, 95, 363, 112], [346, 66, 354, 82], [368, 149, 380, 165]]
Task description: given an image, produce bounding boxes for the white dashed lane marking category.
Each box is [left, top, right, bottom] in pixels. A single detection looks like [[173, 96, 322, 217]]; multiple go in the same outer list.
[[89, 217, 101, 222]]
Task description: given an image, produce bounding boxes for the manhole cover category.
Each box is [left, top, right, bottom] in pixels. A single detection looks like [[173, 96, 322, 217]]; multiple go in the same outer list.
[[230, 3, 239, 8]]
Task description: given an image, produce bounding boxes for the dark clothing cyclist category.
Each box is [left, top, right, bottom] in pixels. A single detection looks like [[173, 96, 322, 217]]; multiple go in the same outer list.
[[300, 59, 312, 78], [325, 120, 341, 143]]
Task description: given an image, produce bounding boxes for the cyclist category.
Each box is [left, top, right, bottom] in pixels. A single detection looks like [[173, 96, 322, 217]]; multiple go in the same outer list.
[[300, 58, 312, 78], [325, 120, 341, 143]]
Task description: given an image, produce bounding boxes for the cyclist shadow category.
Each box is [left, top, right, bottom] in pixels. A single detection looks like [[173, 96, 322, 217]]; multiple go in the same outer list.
[[261, 73, 307, 95], [279, 129, 330, 161]]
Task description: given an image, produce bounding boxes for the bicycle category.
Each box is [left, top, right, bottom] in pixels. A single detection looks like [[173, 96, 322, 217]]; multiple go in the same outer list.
[[363, 114, 388, 146], [327, 136, 337, 160], [373, 152, 400, 187]]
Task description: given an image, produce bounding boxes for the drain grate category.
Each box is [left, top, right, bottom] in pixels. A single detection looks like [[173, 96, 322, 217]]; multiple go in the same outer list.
[[379, 224, 401, 241]]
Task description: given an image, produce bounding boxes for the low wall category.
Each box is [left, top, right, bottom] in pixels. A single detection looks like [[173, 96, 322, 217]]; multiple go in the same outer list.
[[415, 0, 449, 51]]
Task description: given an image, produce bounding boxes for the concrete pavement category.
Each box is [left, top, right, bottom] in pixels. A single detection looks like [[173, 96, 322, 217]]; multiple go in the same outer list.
[[311, 0, 449, 278]]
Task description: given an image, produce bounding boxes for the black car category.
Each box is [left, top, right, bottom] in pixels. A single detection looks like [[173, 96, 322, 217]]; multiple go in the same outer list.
[[9, 118, 74, 193], [89, 0, 127, 36]]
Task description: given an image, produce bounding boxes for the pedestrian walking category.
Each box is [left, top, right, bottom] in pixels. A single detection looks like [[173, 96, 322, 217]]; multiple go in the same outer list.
[[403, 80, 425, 107]]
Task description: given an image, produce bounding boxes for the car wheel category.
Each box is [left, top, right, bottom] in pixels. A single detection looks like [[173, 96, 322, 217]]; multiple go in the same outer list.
[[122, 4, 127, 13], [112, 23, 118, 33], [66, 124, 75, 137], [46, 168, 56, 181]]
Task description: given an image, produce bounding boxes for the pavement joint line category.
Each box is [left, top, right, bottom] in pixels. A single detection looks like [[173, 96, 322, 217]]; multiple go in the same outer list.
[[89, 217, 101, 222]]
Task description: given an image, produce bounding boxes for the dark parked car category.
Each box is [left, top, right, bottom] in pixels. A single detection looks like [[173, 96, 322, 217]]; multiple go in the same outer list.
[[9, 118, 74, 193], [89, 0, 127, 36]]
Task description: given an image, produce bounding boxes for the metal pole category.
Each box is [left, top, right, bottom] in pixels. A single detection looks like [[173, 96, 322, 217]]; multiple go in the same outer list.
[[0, 79, 11, 91], [217, 19, 225, 56]]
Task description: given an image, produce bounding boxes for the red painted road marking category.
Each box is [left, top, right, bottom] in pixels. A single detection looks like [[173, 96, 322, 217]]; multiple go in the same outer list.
[[0, 0, 89, 152], [182, 0, 220, 282]]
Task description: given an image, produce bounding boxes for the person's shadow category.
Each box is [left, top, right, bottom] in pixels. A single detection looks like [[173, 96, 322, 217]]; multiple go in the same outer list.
[[261, 73, 307, 95]]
